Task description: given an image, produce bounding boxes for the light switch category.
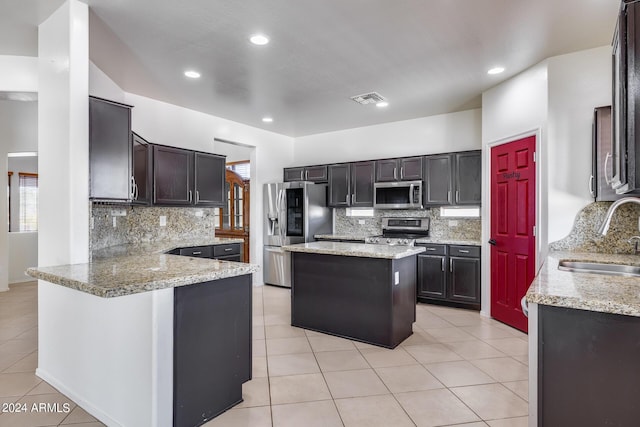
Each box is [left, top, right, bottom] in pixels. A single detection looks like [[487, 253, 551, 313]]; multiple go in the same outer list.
[[159, 216, 167, 227], [195, 211, 204, 218]]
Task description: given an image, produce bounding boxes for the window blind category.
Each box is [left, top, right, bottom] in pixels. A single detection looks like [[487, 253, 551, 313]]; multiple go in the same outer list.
[[19, 173, 38, 232]]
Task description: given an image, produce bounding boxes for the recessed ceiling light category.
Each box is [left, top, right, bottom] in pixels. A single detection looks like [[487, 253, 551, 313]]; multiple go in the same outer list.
[[250, 34, 270, 45], [376, 101, 389, 108], [262, 117, 273, 123], [487, 67, 505, 75], [184, 70, 201, 79]]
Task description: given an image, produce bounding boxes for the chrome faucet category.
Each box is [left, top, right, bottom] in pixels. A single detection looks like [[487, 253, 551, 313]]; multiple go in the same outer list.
[[629, 236, 640, 254], [598, 197, 640, 235]]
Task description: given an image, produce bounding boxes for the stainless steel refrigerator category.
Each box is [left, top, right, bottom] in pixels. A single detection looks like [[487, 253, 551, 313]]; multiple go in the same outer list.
[[263, 181, 332, 287]]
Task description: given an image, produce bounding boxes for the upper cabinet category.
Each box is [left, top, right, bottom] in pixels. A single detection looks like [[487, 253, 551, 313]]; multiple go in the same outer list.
[[327, 161, 375, 208], [375, 157, 423, 182], [424, 151, 481, 207], [591, 106, 622, 201], [284, 165, 328, 182], [612, 1, 640, 195], [131, 132, 152, 205], [89, 97, 132, 201], [153, 145, 226, 207]]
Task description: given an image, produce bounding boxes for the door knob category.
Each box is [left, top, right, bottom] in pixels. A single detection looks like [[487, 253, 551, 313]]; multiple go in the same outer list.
[[488, 239, 497, 246]]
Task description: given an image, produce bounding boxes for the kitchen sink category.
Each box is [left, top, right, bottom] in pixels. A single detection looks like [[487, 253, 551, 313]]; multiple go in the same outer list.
[[558, 260, 640, 277]]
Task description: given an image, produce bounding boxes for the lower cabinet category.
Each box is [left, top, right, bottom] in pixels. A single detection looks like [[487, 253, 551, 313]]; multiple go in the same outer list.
[[417, 244, 480, 309]]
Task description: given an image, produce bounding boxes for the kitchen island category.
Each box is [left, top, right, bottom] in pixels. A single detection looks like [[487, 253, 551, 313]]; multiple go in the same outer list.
[[27, 252, 258, 427], [526, 251, 640, 427], [283, 241, 425, 348]]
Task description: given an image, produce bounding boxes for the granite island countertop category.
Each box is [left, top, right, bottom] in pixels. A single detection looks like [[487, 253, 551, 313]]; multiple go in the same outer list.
[[27, 254, 259, 298], [526, 251, 640, 317], [91, 237, 244, 260], [283, 241, 426, 259]]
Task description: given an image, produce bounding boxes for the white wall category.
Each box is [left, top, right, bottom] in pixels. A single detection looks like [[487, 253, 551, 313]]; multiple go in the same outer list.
[[481, 61, 549, 316], [0, 56, 38, 92], [547, 46, 612, 242], [90, 63, 295, 285], [292, 109, 482, 165], [9, 233, 38, 283], [0, 100, 38, 291]]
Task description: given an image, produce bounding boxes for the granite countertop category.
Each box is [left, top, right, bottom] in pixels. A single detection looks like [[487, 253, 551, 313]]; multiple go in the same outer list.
[[526, 251, 640, 317], [314, 234, 370, 242], [27, 254, 259, 298], [415, 238, 482, 246], [283, 241, 426, 259], [91, 237, 244, 260]]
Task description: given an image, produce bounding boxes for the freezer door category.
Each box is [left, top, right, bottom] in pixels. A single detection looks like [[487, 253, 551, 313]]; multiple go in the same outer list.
[[263, 246, 291, 287]]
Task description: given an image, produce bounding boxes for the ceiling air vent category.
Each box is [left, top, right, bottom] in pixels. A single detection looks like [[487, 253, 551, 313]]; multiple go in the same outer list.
[[350, 92, 386, 105]]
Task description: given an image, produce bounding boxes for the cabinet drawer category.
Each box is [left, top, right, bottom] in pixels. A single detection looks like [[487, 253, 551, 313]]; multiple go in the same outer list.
[[417, 244, 447, 255], [179, 246, 213, 258], [213, 243, 241, 257], [215, 254, 242, 262], [449, 245, 480, 258]]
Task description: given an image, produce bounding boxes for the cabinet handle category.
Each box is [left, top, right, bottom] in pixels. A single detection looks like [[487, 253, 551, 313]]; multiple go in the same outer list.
[[346, 194, 349, 204], [351, 194, 355, 204], [450, 259, 453, 272], [604, 152, 613, 185], [441, 258, 445, 271], [426, 247, 436, 251], [300, 170, 305, 181], [189, 190, 193, 203], [447, 190, 451, 202], [196, 190, 200, 204], [456, 190, 459, 203], [131, 176, 136, 200], [458, 249, 470, 254], [224, 247, 233, 252], [393, 167, 397, 180], [400, 166, 404, 180], [305, 170, 308, 180], [192, 251, 202, 255], [134, 183, 139, 201], [589, 174, 595, 197]]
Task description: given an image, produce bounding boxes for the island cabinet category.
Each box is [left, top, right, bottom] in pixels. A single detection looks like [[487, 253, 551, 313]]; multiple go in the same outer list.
[[424, 151, 481, 206], [89, 97, 132, 201], [537, 305, 640, 426], [153, 145, 225, 207], [375, 156, 423, 182], [284, 165, 328, 182], [327, 161, 375, 207], [417, 244, 480, 310]]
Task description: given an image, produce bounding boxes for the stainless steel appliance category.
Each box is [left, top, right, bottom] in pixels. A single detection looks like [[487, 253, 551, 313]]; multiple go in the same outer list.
[[263, 182, 332, 287], [365, 217, 430, 246], [373, 180, 423, 209]]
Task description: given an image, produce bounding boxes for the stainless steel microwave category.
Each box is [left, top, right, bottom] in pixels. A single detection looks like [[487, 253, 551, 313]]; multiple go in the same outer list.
[[373, 180, 423, 209]]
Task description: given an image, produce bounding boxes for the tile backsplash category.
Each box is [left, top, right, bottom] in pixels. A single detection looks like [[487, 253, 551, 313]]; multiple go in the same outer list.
[[91, 204, 217, 251], [334, 208, 481, 242], [550, 201, 640, 254]]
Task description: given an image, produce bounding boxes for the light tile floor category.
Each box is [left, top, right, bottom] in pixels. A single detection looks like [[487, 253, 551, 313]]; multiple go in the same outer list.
[[0, 282, 530, 427]]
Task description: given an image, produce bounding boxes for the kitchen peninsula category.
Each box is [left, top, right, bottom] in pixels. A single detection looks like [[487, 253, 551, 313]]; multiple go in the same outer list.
[[283, 241, 425, 348], [27, 241, 258, 427]]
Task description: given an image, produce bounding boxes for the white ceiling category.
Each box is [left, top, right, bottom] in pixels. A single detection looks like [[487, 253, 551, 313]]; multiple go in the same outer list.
[[0, 0, 620, 137]]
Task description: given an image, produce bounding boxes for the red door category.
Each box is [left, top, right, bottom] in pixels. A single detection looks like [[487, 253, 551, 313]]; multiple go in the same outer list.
[[490, 136, 536, 333]]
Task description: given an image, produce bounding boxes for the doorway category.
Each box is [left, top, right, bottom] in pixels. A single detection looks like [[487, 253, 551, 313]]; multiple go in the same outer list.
[[490, 135, 537, 332], [215, 165, 250, 262]]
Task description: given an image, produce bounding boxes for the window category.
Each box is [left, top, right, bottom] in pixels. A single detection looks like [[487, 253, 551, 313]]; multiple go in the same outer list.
[[19, 173, 38, 232], [226, 161, 250, 180]]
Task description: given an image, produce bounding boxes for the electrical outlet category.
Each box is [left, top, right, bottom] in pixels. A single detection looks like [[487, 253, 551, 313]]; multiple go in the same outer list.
[[110, 209, 126, 217], [90, 217, 94, 230], [112, 217, 117, 228], [358, 219, 365, 225], [195, 211, 204, 218], [159, 216, 167, 227], [448, 220, 459, 227]]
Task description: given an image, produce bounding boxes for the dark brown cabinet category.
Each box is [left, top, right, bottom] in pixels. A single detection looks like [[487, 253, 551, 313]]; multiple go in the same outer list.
[[153, 146, 225, 207], [424, 151, 481, 207], [284, 165, 328, 182], [417, 244, 480, 310], [328, 161, 375, 208], [375, 157, 423, 182], [89, 97, 132, 201], [131, 132, 152, 205]]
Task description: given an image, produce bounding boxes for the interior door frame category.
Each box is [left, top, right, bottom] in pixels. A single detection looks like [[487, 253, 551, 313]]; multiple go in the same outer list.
[[481, 128, 542, 318]]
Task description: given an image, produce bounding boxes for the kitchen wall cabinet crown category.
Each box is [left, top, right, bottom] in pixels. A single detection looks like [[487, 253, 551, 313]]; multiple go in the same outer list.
[[89, 97, 133, 201], [284, 165, 328, 182], [327, 161, 375, 207], [375, 157, 423, 182]]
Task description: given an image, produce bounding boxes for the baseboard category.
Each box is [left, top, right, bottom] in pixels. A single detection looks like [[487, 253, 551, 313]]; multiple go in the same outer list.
[[35, 368, 123, 427]]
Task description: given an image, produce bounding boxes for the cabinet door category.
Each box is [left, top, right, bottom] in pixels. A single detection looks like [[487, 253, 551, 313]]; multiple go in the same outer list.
[[449, 256, 480, 304], [305, 165, 328, 182], [89, 97, 131, 200], [424, 155, 453, 206], [417, 255, 447, 299], [284, 167, 305, 182], [351, 161, 375, 207], [375, 159, 398, 182], [153, 145, 193, 205], [400, 157, 423, 180], [131, 133, 152, 205], [195, 152, 225, 206], [593, 107, 622, 201], [328, 164, 351, 207], [454, 151, 481, 205]]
